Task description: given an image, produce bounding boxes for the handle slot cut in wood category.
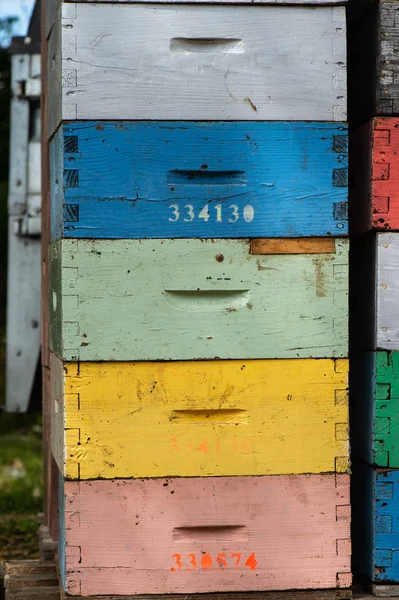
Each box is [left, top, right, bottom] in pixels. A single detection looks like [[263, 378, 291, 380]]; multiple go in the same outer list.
[[170, 38, 244, 54], [251, 238, 337, 255], [173, 526, 248, 542], [170, 409, 247, 423], [167, 170, 247, 186], [164, 290, 250, 312]]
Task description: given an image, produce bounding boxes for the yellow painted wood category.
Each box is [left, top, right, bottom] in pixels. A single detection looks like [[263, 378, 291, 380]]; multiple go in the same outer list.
[[50, 354, 349, 480]]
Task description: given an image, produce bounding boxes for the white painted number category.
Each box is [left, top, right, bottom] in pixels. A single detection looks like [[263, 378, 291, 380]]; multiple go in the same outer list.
[[243, 205, 255, 223], [198, 205, 210, 222], [168, 204, 254, 224], [168, 204, 180, 222], [184, 204, 195, 222], [228, 204, 239, 223]]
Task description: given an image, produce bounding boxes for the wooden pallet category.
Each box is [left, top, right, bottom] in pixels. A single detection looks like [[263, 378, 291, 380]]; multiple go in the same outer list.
[[4, 560, 59, 600]]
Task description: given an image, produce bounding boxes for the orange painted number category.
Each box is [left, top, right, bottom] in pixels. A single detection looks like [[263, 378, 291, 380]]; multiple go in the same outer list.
[[198, 441, 208, 454], [216, 553, 227, 570], [170, 438, 179, 451], [170, 554, 183, 571], [186, 554, 197, 571], [245, 552, 258, 570], [201, 553, 212, 570], [231, 552, 241, 568]]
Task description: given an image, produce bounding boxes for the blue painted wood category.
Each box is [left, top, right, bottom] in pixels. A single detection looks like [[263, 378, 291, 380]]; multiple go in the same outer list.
[[352, 463, 399, 584], [50, 121, 348, 240]]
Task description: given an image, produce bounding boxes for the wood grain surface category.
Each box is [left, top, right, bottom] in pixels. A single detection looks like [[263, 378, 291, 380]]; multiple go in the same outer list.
[[377, 233, 399, 350], [349, 2, 399, 122], [352, 462, 399, 585], [49, 238, 348, 361], [352, 119, 399, 233], [351, 351, 399, 469], [58, 474, 351, 595], [50, 354, 349, 479], [47, 4, 346, 134], [50, 121, 348, 240]]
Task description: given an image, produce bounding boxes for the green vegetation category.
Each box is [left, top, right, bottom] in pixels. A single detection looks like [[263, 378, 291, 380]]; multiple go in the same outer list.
[[0, 413, 43, 562]]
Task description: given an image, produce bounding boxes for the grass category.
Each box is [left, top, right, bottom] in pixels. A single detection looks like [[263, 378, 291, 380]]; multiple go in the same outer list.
[[0, 414, 43, 563], [0, 323, 43, 563]]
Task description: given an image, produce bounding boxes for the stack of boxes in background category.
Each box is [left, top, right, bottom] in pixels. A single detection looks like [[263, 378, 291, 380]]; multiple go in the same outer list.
[[351, 1, 399, 594], [45, 0, 351, 596]]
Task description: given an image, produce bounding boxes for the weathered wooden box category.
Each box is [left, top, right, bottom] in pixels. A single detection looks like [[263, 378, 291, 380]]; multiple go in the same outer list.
[[375, 234, 399, 351], [351, 351, 399, 469], [349, 2, 399, 123], [50, 121, 348, 240], [47, 3, 346, 135], [352, 119, 399, 233], [58, 473, 351, 596], [49, 238, 348, 361], [351, 233, 399, 352], [352, 462, 399, 590], [51, 353, 349, 480]]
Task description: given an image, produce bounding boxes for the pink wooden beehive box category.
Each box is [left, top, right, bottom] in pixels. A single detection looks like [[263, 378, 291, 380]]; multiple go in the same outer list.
[[59, 474, 351, 596]]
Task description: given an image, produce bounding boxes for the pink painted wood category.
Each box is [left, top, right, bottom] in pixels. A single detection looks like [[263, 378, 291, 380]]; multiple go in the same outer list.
[[61, 475, 351, 596]]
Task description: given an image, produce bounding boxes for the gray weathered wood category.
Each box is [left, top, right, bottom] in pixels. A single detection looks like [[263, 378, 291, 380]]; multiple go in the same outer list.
[[371, 583, 399, 597], [47, 3, 346, 135], [377, 233, 399, 350], [6, 52, 42, 413], [45, 0, 347, 39], [349, 1, 399, 122]]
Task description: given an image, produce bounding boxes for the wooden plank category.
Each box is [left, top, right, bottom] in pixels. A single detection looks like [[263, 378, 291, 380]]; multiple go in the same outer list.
[[348, 2, 399, 122], [41, 0, 54, 535], [45, 0, 348, 38], [49, 238, 348, 361], [5, 561, 55, 576], [5, 590, 60, 600], [58, 474, 351, 595], [50, 121, 348, 241], [59, 588, 352, 600], [352, 463, 399, 586], [352, 119, 399, 233], [50, 354, 349, 479], [4, 574, 58, 591], [377, 233, 399, 350], [372, 583, 399, 597], [351, 351, 399, 469], [47, 4, 346, 135], [5, 226, 41, 412], [251, 238, 337, 255]]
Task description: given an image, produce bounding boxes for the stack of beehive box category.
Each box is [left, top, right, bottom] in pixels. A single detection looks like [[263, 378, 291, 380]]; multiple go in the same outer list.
[[45, 0, 351, 596], [351, 1, 399, 595]]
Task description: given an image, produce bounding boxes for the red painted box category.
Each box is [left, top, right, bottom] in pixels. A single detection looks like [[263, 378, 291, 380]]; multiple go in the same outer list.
[[352, 118, 399, 232]]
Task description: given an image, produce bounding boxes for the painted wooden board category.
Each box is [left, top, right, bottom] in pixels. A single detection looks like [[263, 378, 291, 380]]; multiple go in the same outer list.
[[49, 238, 348, 361], [58, 473, 351, 595], [352, 119, 399, 233], [348, 2, 399, 123], [352, 462, 399, 585], [50, 121, 348, 241], [47, 4, 347, 136], [50, 354, 349, 480], [377, 234, 399, 351], [350, 351, 399, 469]]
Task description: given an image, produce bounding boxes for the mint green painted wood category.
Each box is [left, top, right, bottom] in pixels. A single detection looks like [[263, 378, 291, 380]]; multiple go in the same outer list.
[[49, 239, 348, 361]]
